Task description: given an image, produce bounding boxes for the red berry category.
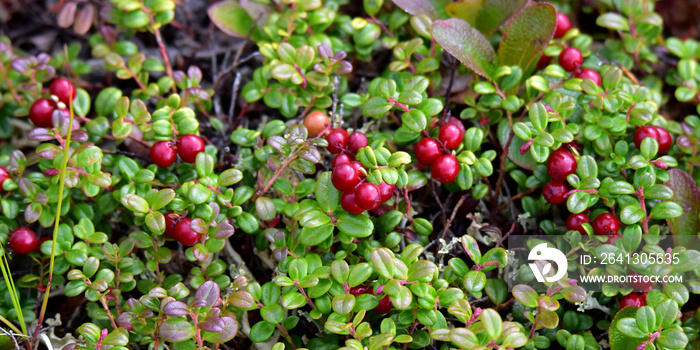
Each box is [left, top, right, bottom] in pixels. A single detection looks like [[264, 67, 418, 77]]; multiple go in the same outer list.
[[431, 154, 460, 184], [347, 132, 368, 153], [341, 192, 364, 215], [542, 181, 568, 205], [554, 13, 572, 39], [373, 294, 392, 314], [326, 129, 349, 154], [349, 285, 370, 296], [303, 111, 329, 137], [49, 78, 77, 105], [619, 292, 646, 309], [377, 181, 395, 203], [173, 218, 202, 246], [331, 153, 354, 168], [447, 116, 466, 136], [537, 54, 552, 69], [164, 212, 177, 238], [566, 213, 590, 234], [331, 163, 361, 193], [592, 213, 620, 236], [546, 148, 577, 182], [150, 141, 177, 168], [414, 138, 443, 165], [8, 227, 38, 254], [29, 98, 56, 128], [350, 161, 366, 179], [439, 123, 463, 149], [575, 69, 602, 86], [558, 47, 583, 72], [176, 135, 205, 163], [634, 126, 672, 155], [0, 166, 9, 193], [355, 183, 382, 210], [628, 271, 653, 292]]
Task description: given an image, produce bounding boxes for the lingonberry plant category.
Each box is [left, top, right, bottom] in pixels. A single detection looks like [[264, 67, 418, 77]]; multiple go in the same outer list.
[[0, 1, 699, 350]]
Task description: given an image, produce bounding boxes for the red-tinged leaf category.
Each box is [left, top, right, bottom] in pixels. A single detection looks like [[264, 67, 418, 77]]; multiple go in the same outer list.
[[498, 3, 556, 72], [392, 0, 450, 19], [431, 18, 495, 80], [472, 0, 528, 34], [159, 318, 195, 342], [665, 168, 700, 235], [194, 280, 220, 308], [163, 301, 189, 316], [74, 4, 95, 35]]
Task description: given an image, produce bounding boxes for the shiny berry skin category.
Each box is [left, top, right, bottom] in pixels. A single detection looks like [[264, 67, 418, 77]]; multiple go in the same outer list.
[[619, 292, 646, 309], [431, 155, 460, 184], [439, 123, 463, 149], [546, 148, 577, 182], [164, 212, 177, 238], [0, 166, 9, 193], [355, 183, 382, 210], [325, 129, 349, 154], [176, 135, 205, 163], [628, 271, 653, 292], [542, 181, 568, 205], [414, 138, 443, 165], [347, 132, 368, 153], [349, 285, 370, 296], [350, 161, 366, 179], [554, 13, 572, 39], [303, 111, 329, 137], [634, 126, 672, 155], [8, 227, 38, 254], [49, 78, 77, 105], [566, 213, 590, 234], [592, 213, 620, 236], [173, 218, 202, 246], [331, 163, 361, 193], [558, 47, 583, 72], [373, 294, 392, 314], [150, 141, 177, 168], [29, 98, 56, 128], [378, 181, 395, 203], [575, 69, 602, 86], [340, 192, 364, 215], [331, 153, 354, 168], [447, 116, 466, 136]]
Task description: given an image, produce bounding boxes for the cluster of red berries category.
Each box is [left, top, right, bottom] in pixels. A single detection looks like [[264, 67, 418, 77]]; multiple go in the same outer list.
[[326, 129, 396, 214], [538, 13, 602, 86], [543, 147, 578, 205], [633, 125, 672, 155], [150, 134, 205, 168], [29, 78, 77, 128], [414, 117, 465, 184], [566, 212, 621, 238], [8, 227, 39, 254], [164, 213, 202, 246], [349, 285, 392, 314]]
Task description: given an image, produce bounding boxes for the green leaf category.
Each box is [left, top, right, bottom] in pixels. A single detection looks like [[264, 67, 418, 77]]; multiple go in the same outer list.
[[249, 321, 275, 343], [635, 306, 655, 334], [392, 0, 449, 20], [657, 328, 688, 349], [336, 212, 373, 237], [665, 169, 700, 234], [513, 284, 538, 308], [497, 3, 556, 73], [159, 317, 195, 342], [151, 189, 175, 211], [300, 223, 334, 246], [431, 18, 496, 80], [480, 309, 502, 339], [596, 12, 629, 31], [649, 201, 682, 220], [609, 306, 645, 350], [208, 1, 255, 38], [407, 260, 437, 282], [371, 248, 395, 279], [402, 109, 427, 133], [653, 299, 679, 329], [121, 194, 149, 214]]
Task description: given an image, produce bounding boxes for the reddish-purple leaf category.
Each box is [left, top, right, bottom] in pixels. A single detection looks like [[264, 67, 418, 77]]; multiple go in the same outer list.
[[163, 301, 189, 316], [497, 3, 556, 73], [159, 318, 195, 342], [194, 281, 220, 308], [392, 0, 450, 20], [431, 18, 495, 80], [665, 168, 700, 235], [213, 222, 234, 239]]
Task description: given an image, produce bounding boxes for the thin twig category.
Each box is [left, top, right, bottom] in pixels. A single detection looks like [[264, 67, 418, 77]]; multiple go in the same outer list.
[[442, 58, 458, 124], [440, 195, 467, 239]]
